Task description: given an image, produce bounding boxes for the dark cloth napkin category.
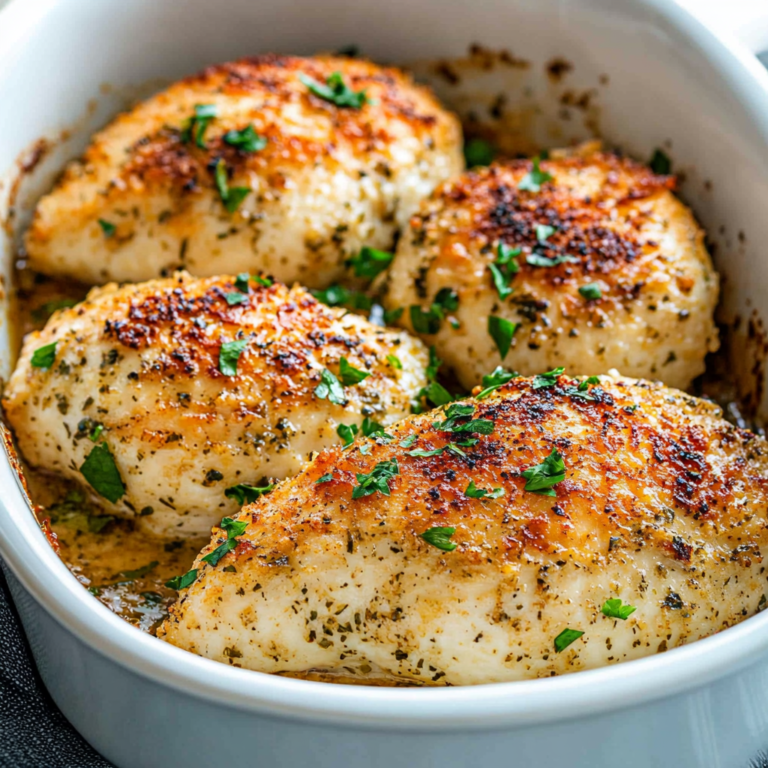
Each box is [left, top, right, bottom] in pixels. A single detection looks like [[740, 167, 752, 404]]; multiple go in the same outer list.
[[0, 566, 112, 767]]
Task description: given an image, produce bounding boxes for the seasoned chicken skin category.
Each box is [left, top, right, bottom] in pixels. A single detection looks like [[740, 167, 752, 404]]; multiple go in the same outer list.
[[159, 372, 768, 685], [3, 273, 428, 537], [381, 145, 719, 390], [25, 54, 463, 288]]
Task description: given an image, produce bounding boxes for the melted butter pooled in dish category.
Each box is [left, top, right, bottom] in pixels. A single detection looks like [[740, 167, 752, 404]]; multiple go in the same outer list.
[[25, 472, 207, 633], [159, 372, 768, 686]]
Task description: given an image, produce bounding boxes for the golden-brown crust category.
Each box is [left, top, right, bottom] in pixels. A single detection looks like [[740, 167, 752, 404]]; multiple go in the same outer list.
[[25, 54, 463, 288], [3, 272, 428, 535], [162, 374, 768, 683], [383, 147, 718, 390], [119, 55, 450, 193], [47, 275, 404, 405], [409, 153, 675, 296], [224, 374, 768, 568]]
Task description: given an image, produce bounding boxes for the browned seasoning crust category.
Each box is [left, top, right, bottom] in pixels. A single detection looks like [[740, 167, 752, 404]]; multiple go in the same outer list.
[[125, 53, 444, 188], [24, 54, 463, 287], [382, 145, 719, 390], [160, 373, 768, 685], [2, 272, 428, 537], [437, 153, 674, 291]]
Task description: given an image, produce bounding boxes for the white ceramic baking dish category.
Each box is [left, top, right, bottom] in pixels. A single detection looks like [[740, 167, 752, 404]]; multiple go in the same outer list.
[[3, 1, 768, 766]]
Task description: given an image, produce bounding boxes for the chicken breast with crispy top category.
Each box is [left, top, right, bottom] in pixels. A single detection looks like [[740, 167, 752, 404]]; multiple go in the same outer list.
[[25, 54, 463, 287], [3, 272, 428, 537], [381, 145, 719, 390], [159, 372, 768, 685]]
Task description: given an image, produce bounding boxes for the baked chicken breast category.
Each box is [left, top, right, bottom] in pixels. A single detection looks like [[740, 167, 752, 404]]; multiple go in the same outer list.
[[381, 145, 719, 391], [3, 272, 428, 537], [24, 54, 463, 288], [159, 371, 768, 685]]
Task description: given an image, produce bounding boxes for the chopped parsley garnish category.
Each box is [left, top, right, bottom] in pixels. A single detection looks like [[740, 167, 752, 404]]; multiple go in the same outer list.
[[488, 264, 513, 300], [522, 448, 565, 496], [224, 291, 248, 305], [312, 284, 373, 312], [399, 434, 417, 449], [554, 628, 584, 652], [426, 346, 441, 382], [566, 386, 598, 402], [579, 282, 602, 300], [348, 246, 394, 280], [315, 368, 346, 405], [649, 148, 671, 175], [223, 125, 267, 153], [316, 472, 334, 484], [407, 446, 446, 458], [489, 242, 521, 300], [300, 71, 369, 109], [119, 561, 158, 580], [423, 381, 454, 408], [234, 273, 250, 292], [220, 517, 249, 537], [383, 306, 404, 325], [496, 242, 522, 271], [436, 414, 494, 435], [410, 305, 440, 335], [518, 156, 553, 193], [464, 480, 504, 499], [202, 516, 248, 567], [233, 273, 272, 293], [213, 158, 250, 213], [476, 366, 518, 400], [386, 354, 402, 370], [406, 441, 469, 458], [89, 423, 104, 442], [531, 367, 565, 389], [98, 219, 116, 238], [488, 315, 517, 359], [337, 422, 359, 447], [436, 401, 473, 419], [434, 287, 459, 313], [535, 224, 555, 243], [420, 526, 457, 552], [80, 443, 126, 503], [219, 339, 247, 376], [224, 482, 275, 505], [339, 357, 370, 386], [352, 459, 399, 499], [180, 103, 218, 148], [601, 598, 637, 620], [410, 289, 459, 334], [526, 253, 579, 268], [434, 402, 494, 435], [30, 341, 57, 369], [361, 416, 386, 438], [165, 569, 198, 591], [464, 138, 496, 168], [570, 376, 601, 397], [411, 348, 456, 412]]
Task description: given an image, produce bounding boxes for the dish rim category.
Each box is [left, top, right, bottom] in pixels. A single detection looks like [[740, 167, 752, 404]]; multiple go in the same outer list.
[[2, 0, 768, 732]]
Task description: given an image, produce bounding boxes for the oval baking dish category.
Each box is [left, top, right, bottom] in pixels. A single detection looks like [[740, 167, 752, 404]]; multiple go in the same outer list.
[[3, 0, 768, 766]]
